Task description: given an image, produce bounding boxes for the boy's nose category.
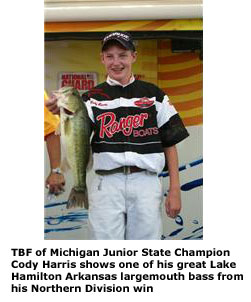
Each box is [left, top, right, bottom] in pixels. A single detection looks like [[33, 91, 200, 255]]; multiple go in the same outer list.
[[112, 56, 120, 64]]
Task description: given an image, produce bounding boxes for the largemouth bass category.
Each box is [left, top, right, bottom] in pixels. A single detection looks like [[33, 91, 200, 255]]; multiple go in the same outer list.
[[55, 86, 91, 209]]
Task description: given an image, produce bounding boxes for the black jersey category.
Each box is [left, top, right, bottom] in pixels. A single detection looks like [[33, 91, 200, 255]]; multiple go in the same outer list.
[[84, 76, 189, 173]]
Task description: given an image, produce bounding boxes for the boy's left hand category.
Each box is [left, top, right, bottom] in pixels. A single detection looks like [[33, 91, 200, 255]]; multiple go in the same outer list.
[[165, 188, 181, 218]]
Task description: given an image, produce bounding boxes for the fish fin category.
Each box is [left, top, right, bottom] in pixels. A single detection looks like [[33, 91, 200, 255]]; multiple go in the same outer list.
[[59, 135, 70, 173], [55, 107, 64, 136], [60, 157, 71, 173], [66, 188, 89, 210], [55, 123, 61, 136]]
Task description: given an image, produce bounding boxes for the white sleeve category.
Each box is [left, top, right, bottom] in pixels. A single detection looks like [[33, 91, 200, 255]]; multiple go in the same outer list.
[[155, 95, 178, 128], [85, 99, 95, 123]]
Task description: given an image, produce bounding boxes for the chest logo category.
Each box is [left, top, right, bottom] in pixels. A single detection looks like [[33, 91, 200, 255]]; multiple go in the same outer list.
[[134, 97, 154, 108], [97, 112, 149, 138]]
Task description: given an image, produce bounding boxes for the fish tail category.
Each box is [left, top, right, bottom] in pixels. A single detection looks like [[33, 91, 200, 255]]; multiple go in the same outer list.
[[66, 187, 89, 210]]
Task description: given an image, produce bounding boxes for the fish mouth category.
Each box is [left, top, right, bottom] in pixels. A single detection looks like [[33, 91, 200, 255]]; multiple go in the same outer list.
[[63, 108, 74, 115]]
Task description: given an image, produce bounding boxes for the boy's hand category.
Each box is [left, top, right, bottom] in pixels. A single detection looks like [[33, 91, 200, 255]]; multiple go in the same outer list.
[[165, 188, 181, 218]]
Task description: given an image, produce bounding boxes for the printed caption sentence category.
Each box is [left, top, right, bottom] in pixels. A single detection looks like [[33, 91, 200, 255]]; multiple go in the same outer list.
[[10, 248, 244, 293]]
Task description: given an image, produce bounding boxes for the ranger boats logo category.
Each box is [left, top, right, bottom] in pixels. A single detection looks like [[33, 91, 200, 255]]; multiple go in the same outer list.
[[134, 97, 154, 108], [96, 112, 159, 138]]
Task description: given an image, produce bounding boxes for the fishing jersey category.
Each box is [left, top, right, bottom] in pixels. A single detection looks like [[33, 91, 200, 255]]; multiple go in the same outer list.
[[84, 76, 189, 173]]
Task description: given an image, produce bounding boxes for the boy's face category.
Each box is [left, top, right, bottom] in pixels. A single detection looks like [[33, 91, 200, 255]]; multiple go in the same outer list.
[[101, 44, 137, 85]]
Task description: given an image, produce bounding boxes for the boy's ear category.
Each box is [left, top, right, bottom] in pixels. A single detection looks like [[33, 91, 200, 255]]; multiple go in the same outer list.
[[132, 51, 137, 63], [100, 52, 105, 64]]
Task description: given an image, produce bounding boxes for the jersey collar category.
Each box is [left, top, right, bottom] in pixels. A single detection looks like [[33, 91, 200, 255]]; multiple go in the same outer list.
[[106, 75, 135, 87]]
